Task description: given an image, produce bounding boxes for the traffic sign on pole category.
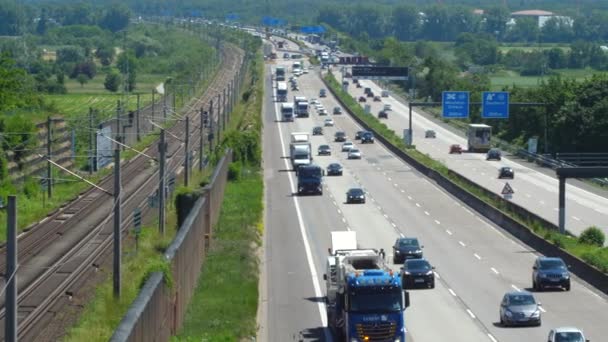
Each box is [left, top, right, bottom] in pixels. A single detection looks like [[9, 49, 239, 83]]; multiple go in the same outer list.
[[502, 182, 514, 199], [442, 91, 470, 118], [482, 91, 510, 119]]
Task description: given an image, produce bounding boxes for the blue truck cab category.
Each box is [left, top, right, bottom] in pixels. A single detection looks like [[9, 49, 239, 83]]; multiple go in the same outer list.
[[343, 270, 408, 341], [297, 164, 324, 195]]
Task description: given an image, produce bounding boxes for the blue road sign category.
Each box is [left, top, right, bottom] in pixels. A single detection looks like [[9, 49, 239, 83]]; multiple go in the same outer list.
[[482, 91, 510, 119], [442, 91, 470, 118]]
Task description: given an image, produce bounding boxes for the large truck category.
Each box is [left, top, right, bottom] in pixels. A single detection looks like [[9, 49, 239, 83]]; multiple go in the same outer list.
[[293, 96, 309, 117], [276, 82, 288, 102], [292, 61, 302, 73], [290, 132, 312, 169], [281, 103, 294, 121], [275, 66, 286, 81], [324, 231, 409, 342], [297, 164, 324, 195], [467, 124, 492, 152]]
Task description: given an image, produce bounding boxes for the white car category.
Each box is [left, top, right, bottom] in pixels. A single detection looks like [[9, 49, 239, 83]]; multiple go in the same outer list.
[[547, 327, 589, 342], [342, 141, 354, 152], [318, 108, 328, 115], [302, 68, 309, 74], [324, 118, 334, 127], [384, 104, 392, 111], [315, 103, 324, 110], [348, 148, 362, 159], [310, 98, 319, 105]]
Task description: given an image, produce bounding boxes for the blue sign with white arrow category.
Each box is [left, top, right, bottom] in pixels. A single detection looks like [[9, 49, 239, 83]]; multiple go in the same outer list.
[[442, 91, 470, 118], [482, 91, 509, 119]]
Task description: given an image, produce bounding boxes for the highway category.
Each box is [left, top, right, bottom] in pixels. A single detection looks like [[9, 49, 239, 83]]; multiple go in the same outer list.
[[334, 70, 608, 239], [259, 44, 608, 341]]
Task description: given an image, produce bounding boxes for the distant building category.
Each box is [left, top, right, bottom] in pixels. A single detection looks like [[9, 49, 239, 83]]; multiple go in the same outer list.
[[509, 9, 572, 28]]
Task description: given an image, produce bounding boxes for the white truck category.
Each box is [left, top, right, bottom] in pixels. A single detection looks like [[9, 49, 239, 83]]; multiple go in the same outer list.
[[290, 132, 311, 169], [467, 123, 492, 152], [293, 96, 309, 117], [324, 231, 409, 341], [281, 102, 294, 121], [276, 81, 288, 102]]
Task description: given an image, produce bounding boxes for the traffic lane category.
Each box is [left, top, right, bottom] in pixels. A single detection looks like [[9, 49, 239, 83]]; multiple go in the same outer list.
[[348, 77, 608, 234], [291, 81, 489, 341], [354, 78, 608, 224], [264, 71, 329, 341], [319, 75, 608, 341]]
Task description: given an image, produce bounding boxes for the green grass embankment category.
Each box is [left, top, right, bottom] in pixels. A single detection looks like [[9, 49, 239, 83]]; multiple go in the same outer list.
[[324, 71, 608, 273]]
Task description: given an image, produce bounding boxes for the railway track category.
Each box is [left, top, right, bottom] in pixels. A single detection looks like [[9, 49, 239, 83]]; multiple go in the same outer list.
[[0, 42, 245, 340]]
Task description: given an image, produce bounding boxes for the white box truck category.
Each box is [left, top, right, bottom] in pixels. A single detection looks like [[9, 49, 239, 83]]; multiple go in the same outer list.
[[281, 103, 294, 121]]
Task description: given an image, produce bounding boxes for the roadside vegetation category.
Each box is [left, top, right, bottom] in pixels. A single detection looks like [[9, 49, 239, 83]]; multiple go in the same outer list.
[[174, 46, 264, 342], [63, 29, 263, 341], [325, 71, 608, 273]]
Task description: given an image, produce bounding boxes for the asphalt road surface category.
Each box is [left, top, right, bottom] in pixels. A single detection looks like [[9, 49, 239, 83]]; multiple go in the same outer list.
[[335, 70, 608, 239], [259, 46, 608, 342]]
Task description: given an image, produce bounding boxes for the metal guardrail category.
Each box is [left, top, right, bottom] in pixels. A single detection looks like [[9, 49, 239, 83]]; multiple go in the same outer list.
[[516, 149, 608, 186]]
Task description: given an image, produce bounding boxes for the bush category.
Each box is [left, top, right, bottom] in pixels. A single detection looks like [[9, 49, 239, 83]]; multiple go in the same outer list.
[[578, 226, 605, 247], [228, 162, 242, 181]]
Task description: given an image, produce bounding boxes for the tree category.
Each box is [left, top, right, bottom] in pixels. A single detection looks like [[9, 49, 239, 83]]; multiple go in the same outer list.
[[124, 70, 137, 92], [56, 46, 85, 65], [95, 44, 115, 66], [36, 9, 49, 35], [99, 5, 131, 33], [70, 60, 97, 79], [77, 73, 88, 87], [545, 48, 568, 69], [391, 5, 419, 41], [541, 17, 573, 43], [116, 52, 137, 75], [104, 72, 121, 92], [483, 6, 510, 39], [0, 54, 40, 110], [507, 17, 539, 43]]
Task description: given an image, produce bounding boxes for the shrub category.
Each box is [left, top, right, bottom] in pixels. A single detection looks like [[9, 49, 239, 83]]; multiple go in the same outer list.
[[578, 226, 605, 247], [228, 162, 242, 181]]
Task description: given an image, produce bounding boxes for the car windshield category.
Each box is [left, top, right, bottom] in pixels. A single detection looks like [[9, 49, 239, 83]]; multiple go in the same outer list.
[[329, 164, 341, 169], [350, 149, 360, 153], [406, 260, 430, 271], [508, 294, 536, 305], [555, 332, 584, 342], [349, 290, 402, 313], [299, 167, 321, 178], [349, 189, 363, 195], [336, 132, 345, 137], [294, 154, 309, 160], [399, 239, 418, 247], [540, 259, 566, 270], [319, 145, 329, 150]]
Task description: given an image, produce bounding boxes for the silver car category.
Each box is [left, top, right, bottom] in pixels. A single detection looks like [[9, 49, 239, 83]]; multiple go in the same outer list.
[[547, 327, 589, 342], [324, 118, 334, 127], [348, 148, 362, 159], [342, 141, 354, 152], [499, 291, 542, 327]]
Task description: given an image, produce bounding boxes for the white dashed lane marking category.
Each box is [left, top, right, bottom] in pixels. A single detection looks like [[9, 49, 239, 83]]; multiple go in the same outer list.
[[434, 220, 441, 225], [511, 285, 521, 292], [458, 241, 466, 247], [474, 253, 481, 260], [466, 309, 476, 319], [448, 288, 457, 296], [491, 267, 500, 275]]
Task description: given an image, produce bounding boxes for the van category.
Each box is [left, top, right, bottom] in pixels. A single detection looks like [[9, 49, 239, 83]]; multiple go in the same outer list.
[[381, 89, 390, 97]]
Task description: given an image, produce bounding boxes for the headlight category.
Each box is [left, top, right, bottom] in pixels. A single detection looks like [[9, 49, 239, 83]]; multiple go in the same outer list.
[[415, 249, 422, 254], [531, 310, 540, 317], [505, 310, 513, 317], [403, 271, 410, 275], [395, 250, 401, 254], [426, 270, 433, 275], [350, 338, 358, 342], [562, 273, 570, 278]]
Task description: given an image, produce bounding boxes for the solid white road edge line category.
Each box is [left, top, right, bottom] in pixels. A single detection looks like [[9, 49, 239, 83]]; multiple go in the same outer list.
[[274, 100, 330, 332]]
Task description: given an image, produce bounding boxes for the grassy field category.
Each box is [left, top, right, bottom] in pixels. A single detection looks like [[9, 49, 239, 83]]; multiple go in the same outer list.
[[498, 44, 570, 53], [174, 171, 263, 341], [489, 68, 599, 90]]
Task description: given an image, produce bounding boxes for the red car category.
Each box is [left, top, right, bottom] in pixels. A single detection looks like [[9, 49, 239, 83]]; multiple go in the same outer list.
[[449, 144, 463, 154], [358, 96, 367, 102]]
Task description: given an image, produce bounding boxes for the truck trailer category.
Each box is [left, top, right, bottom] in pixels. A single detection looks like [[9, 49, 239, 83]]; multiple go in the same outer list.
[[275, 66, 286, 81], [297, 164, 324, 195], [281, 102, 294, 121], [290, 132, 312, 170], [467, 124, 492, 152], [293, 96, 309, 117], [276, 82, 288, 102], [324, 231, 410, 341]]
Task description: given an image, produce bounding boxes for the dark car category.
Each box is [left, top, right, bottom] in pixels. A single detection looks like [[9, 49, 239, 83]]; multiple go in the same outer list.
[[532, 257, 571, 291], [498, 166, 514, 179], [449, 144, 463, 154], [378, 110, 388, 119], [366, 91, 374, 98], [356, 83, 362, 88], [333, 106, 342, 115], [353, 78, 359, 84], [283, 52, 290, 58], [312, 126, 323, 135], [346, 188, 366, 204], [425, 130, 436, 138], [486, 148, 502, 161], [355, 130, 366, 140], [319, 89, 327, 97], [364, 87, 372, 95], [327, 163, 343, 176], [358, 96, 367, 102], [392, 237, 423, 263], [499, 291, 542, 327], [334, 131, 347, 142], [401, 259, 435, 289], [373, 95, 381, 102], [361, 132, 374, 144], [318, 144, 331, 156]]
